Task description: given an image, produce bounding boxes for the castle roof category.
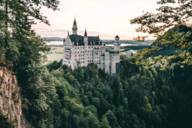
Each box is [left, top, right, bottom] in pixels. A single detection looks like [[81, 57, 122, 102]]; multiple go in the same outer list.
[[69, 34, 102, 45], [115, 35, 120, 41], [69, 34, 83, 45], [72, 19, 78, 31], [84, 29, 87, 37], [88, 36, 100, 44]]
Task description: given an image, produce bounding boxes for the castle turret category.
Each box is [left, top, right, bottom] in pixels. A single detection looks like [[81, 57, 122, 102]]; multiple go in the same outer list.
[[72, 18, 78, 35], [114, 35, 120, 51], [84, 29, 88, 45], [115, 35, 120, 43], [84, 29, 87, 37]]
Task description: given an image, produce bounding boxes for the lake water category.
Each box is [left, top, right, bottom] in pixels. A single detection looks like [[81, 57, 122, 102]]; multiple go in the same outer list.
[[45, 40, 152, 46], [44, 40, 152, 63], [45, 41, 64, 45]]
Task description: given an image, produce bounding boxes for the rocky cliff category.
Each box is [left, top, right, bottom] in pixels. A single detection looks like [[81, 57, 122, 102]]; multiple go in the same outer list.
[[0, 66, 25, 128]]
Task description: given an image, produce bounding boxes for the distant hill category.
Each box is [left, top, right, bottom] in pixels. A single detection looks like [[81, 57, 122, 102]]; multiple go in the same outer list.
[[137, 25, 192, 58], [154, 25, 192, 48], [103, 40, 153, 45], [43, 37, 64, 41]]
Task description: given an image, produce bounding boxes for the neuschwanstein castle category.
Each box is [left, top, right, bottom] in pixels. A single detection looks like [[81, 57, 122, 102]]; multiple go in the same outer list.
[[63, 19, 121, 74]]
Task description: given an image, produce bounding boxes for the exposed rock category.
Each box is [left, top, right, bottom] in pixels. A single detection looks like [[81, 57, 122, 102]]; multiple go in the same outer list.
[[0, 66, 26, 128]]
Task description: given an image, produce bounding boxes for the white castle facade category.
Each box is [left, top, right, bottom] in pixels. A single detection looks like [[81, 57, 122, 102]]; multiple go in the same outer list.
[[63, 19, 120, 74]]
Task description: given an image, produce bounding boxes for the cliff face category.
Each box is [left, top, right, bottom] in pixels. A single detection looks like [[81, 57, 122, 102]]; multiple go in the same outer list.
[[0, 66, 25, 128]]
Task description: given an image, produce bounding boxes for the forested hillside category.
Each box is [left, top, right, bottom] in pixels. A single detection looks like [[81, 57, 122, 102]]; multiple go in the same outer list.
[[16, 25, 191, 128], [1, 23, 192, 128], [0, 0, 192, 127]]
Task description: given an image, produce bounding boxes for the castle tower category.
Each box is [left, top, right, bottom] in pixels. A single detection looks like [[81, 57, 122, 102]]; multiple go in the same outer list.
[[84, 29, 88, 45], [110, 35, 121, 75], [72, 18, 78, 35], [115, 35, 120, 42], [114, 35, 120, 51]]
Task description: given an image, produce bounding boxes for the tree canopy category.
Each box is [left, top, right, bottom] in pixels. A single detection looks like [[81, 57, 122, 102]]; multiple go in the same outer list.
[[131, 0, 192, 35], [0, 0, 59, 66], [0, 0, 192, 128]]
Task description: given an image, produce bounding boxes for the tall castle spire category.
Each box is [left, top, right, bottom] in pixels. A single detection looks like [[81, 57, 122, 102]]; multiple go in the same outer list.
[[84, 29, 88, 45], [84, 29, 87, 37], [72, 18, 78, 35]]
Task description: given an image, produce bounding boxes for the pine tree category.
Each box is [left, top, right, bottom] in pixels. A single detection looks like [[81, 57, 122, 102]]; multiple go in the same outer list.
[[0, 0, 59, 127], [131, 0, 192, 36], [0, 0, 59, 66]]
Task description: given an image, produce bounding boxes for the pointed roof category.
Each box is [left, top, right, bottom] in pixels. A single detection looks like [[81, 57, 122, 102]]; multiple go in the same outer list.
[[73, 18, 77, 25], [84, 29, 87, 37], [72, 18, 78, 31], [68, 34, 102, 45], [115, 35, 120, 41]]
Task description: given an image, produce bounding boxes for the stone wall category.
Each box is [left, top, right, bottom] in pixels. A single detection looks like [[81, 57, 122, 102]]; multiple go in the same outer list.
[[0, 66, 26, 128]]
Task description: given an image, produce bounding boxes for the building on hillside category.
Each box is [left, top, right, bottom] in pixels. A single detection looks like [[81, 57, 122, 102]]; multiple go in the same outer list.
[[133, 36, 145, 41], [63, 19, 105, 70], [63, 19, 121, 74], [99, 35, 121, 74]]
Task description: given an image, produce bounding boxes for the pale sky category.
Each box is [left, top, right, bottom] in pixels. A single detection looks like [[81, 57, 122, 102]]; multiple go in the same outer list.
[[33, 0, 158, 40]]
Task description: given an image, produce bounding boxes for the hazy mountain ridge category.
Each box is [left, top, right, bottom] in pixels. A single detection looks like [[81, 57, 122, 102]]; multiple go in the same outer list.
[[43, 37, 64, 42]]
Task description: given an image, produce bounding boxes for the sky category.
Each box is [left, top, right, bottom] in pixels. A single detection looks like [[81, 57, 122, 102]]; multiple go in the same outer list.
[[33, 0, 158, 40]]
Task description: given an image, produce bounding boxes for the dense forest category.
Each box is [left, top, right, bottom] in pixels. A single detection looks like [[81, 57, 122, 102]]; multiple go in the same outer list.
[[0, 0, 192, 128], [16, 25, 191, 128]]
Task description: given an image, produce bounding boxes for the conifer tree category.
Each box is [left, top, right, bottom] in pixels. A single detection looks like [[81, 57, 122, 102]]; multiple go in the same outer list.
[[131, 0, 192, 36], [0, 0, 59, 66], [0, 0, 59, 127]]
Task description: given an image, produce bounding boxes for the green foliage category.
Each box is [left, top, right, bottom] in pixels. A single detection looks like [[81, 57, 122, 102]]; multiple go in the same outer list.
[[154, 25, 192, 48], [47, 60, 63, 71], [131, 0, 192, 35], [0, 0, 59, 127], [137, 25, 192, 60], [18, 35, 191, 127], [39, 25, 191, 128], [0, 1, 192, 128], [0, 0, 59, 66]]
